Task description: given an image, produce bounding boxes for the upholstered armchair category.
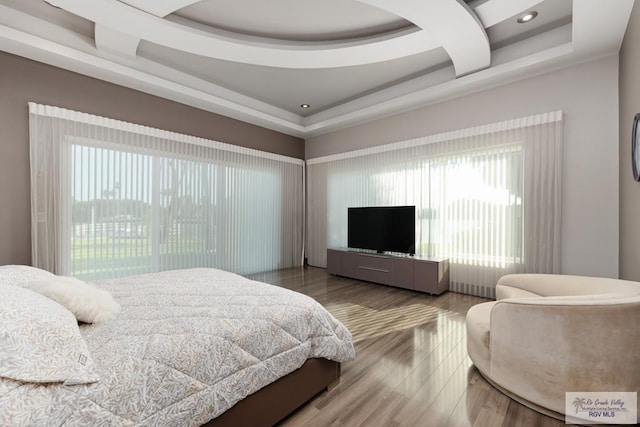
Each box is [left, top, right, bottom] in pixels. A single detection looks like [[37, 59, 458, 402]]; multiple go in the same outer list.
[[466, 274, 640, 420]]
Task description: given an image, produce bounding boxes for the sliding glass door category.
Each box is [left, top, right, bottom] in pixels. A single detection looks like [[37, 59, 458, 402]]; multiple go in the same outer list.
[[30, 103, 303, 280]]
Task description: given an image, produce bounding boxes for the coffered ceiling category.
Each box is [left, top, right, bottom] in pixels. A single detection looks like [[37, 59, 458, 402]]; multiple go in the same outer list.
[[0, 0, 634, 137]]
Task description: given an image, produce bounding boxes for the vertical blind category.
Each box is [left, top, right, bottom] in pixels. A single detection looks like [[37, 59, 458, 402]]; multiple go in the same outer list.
[[29, 103, 304, 280], [307, 112, 563, 298]]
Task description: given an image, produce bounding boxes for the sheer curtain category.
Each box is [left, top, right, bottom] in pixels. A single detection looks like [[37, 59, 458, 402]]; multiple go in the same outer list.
[[307, 112, 562, 298], [29, 103, 304, 280]]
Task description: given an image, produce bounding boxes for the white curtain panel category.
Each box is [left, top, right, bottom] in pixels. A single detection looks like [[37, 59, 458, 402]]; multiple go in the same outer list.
[[29, 103, 304, 280], [307, 112, 563, 298]]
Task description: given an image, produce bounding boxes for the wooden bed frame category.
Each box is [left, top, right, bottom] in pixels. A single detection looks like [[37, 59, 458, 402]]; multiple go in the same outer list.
[[202, 358, 341, 427]]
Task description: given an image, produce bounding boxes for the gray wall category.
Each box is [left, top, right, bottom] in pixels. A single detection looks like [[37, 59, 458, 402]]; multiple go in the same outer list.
[[0, 51, 304, 266], [619, 2, 640, 280], [306, 56, 620, 279]]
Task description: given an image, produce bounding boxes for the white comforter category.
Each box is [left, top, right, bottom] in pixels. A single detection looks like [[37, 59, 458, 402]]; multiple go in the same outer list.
[[1, 268, 355, 426]]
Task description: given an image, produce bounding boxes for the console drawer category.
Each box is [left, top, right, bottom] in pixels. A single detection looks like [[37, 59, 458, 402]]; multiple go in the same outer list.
[[342, 252, 393, 285]]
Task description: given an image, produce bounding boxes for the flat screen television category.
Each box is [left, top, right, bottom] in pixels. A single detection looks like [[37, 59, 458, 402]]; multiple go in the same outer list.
[[348, 206, 415, 255]]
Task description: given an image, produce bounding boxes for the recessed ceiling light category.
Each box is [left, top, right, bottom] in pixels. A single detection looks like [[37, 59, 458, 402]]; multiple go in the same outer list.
[[300, 104, 310, 109], [517, 11, 538, 24]]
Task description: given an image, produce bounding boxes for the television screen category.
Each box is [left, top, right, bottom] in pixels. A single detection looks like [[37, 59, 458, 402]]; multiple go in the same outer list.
[[348, 206, 415, 254]]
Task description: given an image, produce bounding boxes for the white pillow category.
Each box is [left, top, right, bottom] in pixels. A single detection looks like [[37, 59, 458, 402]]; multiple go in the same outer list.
[[29, 276, 121, 324], [0, 284, 100, 385]]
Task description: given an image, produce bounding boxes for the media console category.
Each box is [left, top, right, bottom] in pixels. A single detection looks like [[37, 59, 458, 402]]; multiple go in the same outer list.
[[326, 248, 449, 295]]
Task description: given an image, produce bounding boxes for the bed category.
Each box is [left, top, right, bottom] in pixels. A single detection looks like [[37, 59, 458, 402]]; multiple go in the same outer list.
[[0, 266, 355, 426]]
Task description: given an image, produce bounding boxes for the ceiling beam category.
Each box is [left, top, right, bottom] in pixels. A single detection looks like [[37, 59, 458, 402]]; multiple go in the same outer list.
[[119, 0, 200, 17], [95, 24, 140, 58], [47, 0, 442, 68], [356, 0, 490, 76], [50, 0, 554, 74]]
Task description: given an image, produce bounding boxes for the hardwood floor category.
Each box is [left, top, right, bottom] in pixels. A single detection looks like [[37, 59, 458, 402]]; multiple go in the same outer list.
[[247, 266, 565, 427]]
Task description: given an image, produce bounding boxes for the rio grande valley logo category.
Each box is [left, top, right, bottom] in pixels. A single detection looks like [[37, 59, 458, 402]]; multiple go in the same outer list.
[[566, 392, 637, 425]]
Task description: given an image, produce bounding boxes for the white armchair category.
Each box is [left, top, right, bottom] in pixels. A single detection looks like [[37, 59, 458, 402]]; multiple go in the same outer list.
[[466, 274, 640, 420]]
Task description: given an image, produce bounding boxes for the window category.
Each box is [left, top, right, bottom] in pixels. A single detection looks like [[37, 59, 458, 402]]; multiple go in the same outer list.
[[307, 112, 562, 297], [325, 145, 523, 266], [426, 145, 523, 267], [30, 103, 304, 279]]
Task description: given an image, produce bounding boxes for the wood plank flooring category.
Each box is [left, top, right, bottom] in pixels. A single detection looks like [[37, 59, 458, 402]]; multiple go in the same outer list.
[[246, 266, 565, 427]]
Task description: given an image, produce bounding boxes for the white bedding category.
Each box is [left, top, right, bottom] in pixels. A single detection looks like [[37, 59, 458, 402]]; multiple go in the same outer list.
[[0, 268, 355, 426]]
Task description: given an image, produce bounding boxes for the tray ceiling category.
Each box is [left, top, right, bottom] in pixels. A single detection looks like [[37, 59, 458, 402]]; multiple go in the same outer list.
[[0, 0, 634, 137]]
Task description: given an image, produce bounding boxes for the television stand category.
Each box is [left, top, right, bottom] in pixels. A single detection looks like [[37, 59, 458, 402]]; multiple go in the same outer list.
[[326, 248, 449, 295]]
